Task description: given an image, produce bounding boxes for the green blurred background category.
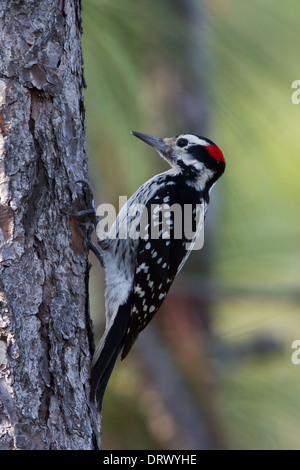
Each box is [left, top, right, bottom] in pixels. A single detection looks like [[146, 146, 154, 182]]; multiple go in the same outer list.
[[82, 0, 300, 450]]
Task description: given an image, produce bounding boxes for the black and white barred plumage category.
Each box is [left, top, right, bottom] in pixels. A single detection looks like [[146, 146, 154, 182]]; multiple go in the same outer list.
[[91, 131, 226, 409]]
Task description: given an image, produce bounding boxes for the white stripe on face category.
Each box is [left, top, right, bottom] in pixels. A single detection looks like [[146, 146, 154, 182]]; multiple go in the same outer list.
[[180, 134, 208, 147]]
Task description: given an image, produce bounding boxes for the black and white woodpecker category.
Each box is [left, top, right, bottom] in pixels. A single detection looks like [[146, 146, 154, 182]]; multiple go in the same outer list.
[[90, 131, 226, 409]]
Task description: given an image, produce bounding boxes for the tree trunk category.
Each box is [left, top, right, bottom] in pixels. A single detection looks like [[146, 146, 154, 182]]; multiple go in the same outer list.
[[0, 0, 100, 450]]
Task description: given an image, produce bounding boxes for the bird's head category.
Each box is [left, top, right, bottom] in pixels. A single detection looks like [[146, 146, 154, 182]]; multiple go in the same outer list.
[[131, 131, 226, 190]]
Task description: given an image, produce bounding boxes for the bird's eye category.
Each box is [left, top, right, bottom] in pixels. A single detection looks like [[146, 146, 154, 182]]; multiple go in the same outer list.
[[176, 138, 188, 148]]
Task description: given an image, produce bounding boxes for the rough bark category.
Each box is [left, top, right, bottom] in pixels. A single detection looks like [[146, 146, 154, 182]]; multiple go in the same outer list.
[[0, 0, 100, 450]]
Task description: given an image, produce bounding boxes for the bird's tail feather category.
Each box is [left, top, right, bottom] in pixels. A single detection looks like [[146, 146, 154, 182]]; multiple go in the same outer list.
[[90, 300, 131, 410]]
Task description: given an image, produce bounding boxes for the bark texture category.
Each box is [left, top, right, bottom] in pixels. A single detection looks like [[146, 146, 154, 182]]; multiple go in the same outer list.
[[0, 0, 100, 449]]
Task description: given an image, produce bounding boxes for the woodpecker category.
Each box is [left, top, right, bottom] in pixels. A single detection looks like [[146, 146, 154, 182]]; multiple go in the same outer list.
[[90, 131, 226, 409]]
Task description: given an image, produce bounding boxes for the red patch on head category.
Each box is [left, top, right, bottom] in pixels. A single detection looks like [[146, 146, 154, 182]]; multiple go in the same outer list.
[[206, 144, 226, 164]]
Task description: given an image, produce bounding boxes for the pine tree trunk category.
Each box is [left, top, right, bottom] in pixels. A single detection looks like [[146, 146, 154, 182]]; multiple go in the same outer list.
[[0, 0, 100, 450]]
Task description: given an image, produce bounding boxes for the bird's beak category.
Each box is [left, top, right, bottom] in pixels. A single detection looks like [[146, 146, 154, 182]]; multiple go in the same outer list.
[[131, 131, 169, 156]]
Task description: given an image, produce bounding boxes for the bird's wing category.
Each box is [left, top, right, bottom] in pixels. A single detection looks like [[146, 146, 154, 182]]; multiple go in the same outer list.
[[121, 183, 205, 359]]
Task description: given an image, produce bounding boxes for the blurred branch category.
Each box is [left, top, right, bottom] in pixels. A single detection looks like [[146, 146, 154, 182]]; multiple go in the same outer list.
[[172, 273, 300, 303], [136, 325, 223, 450]]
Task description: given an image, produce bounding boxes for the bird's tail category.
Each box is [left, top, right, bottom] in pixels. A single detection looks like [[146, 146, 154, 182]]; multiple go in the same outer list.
[[90, 300, 131, 410]]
